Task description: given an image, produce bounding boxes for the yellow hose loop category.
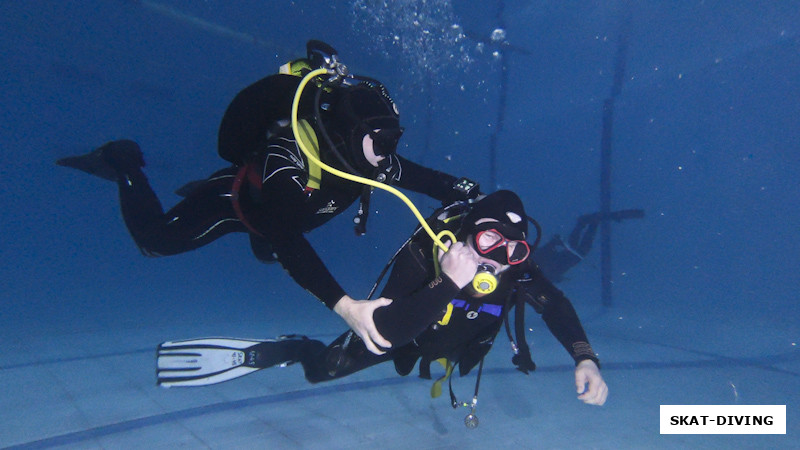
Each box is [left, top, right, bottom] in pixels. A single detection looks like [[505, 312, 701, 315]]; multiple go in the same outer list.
[[291, 68, 449, 250], [432, 230, 458, 276], [437, 230, 457, 247]]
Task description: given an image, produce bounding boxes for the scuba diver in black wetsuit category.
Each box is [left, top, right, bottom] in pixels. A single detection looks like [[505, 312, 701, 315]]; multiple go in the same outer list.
[[300, 191, 606, 407], [536, 209, 644, 283], [57, 41, 480, 354], [158, 191, 607, 426]]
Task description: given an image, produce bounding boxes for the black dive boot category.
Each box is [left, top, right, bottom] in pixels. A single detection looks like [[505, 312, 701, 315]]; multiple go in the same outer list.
[[56, 140, 144, 181]]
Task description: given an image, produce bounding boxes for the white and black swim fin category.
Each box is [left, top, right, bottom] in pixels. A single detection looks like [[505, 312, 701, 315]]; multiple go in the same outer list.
[[156, 336, 309, 387]]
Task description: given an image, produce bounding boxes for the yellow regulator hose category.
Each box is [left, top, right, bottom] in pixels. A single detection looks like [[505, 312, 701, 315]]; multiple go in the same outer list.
[[290, 68, 455, 250]]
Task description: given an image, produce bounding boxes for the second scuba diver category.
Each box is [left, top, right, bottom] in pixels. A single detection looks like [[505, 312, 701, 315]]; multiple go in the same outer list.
[[158, 191, 608, 426]]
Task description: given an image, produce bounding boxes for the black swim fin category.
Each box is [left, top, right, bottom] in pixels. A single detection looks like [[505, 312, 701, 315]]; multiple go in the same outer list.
[[56, 146, 117, 181], [156, 336, 312, 387], [56, 140, 143, 181]]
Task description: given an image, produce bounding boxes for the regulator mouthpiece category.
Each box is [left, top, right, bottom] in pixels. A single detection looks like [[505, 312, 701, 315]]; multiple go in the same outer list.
[[472, 264, 497, 294]]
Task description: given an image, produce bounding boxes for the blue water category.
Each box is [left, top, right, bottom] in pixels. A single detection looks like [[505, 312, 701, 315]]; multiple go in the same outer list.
[[1, 1, 798, 448]]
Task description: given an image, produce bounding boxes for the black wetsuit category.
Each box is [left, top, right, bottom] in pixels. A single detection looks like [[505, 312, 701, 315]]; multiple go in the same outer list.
[[536, 209, 643, 283], [535, 215, 599, 283], [112, 74, 462, 308], [293, 220, 600, 384]]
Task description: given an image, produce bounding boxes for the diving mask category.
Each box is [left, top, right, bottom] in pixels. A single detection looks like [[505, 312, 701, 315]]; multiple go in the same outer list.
[[367, 127, 404, 157], [474, 226, 530, 265]]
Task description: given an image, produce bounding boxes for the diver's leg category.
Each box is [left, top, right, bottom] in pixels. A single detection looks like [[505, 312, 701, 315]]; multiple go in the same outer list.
[[567, 215, 592, 254], [132, 167, 247, 256], [573, 221, 599, 257], [301, 331, 392, 383], [249, 335, 328, 369], [58, 140, 167, 253], [568, 213, 603, 258], [567, 209, 644, 259], [249, 234, 278, 263], [100, 141, 245, 256], [59, 141, 248, 256], [99, 141, 171, 254]]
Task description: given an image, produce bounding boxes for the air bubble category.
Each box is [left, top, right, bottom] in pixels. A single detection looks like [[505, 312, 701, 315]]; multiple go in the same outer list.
[[490, 28, 506, 42]]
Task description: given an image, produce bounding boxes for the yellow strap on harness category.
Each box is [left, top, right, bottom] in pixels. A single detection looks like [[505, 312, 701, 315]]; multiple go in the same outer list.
[[437, 303, 454, 326], [295, 119, 322, 191], [430, 358, 454, 398]]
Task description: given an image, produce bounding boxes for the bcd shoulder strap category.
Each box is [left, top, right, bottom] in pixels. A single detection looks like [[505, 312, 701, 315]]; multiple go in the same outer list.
[[294, 118, 322, 191]]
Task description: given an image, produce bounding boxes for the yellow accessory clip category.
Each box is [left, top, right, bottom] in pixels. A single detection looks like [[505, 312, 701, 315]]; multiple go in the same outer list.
[[437, 302, 454, 326]]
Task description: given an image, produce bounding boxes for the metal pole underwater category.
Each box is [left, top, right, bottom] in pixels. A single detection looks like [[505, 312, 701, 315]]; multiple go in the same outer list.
[[487, 0, 507, 191], [599, 20, 630, 309], [479, 0, 530, 191], [488, 50, 509, 191], [600, 100, 614, 308]]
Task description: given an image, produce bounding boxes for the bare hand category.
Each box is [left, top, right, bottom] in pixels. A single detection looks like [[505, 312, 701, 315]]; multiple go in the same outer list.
[[575, 359, 608, 405], [438, 241, 479, 289], [333, 295, 393, 355]]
